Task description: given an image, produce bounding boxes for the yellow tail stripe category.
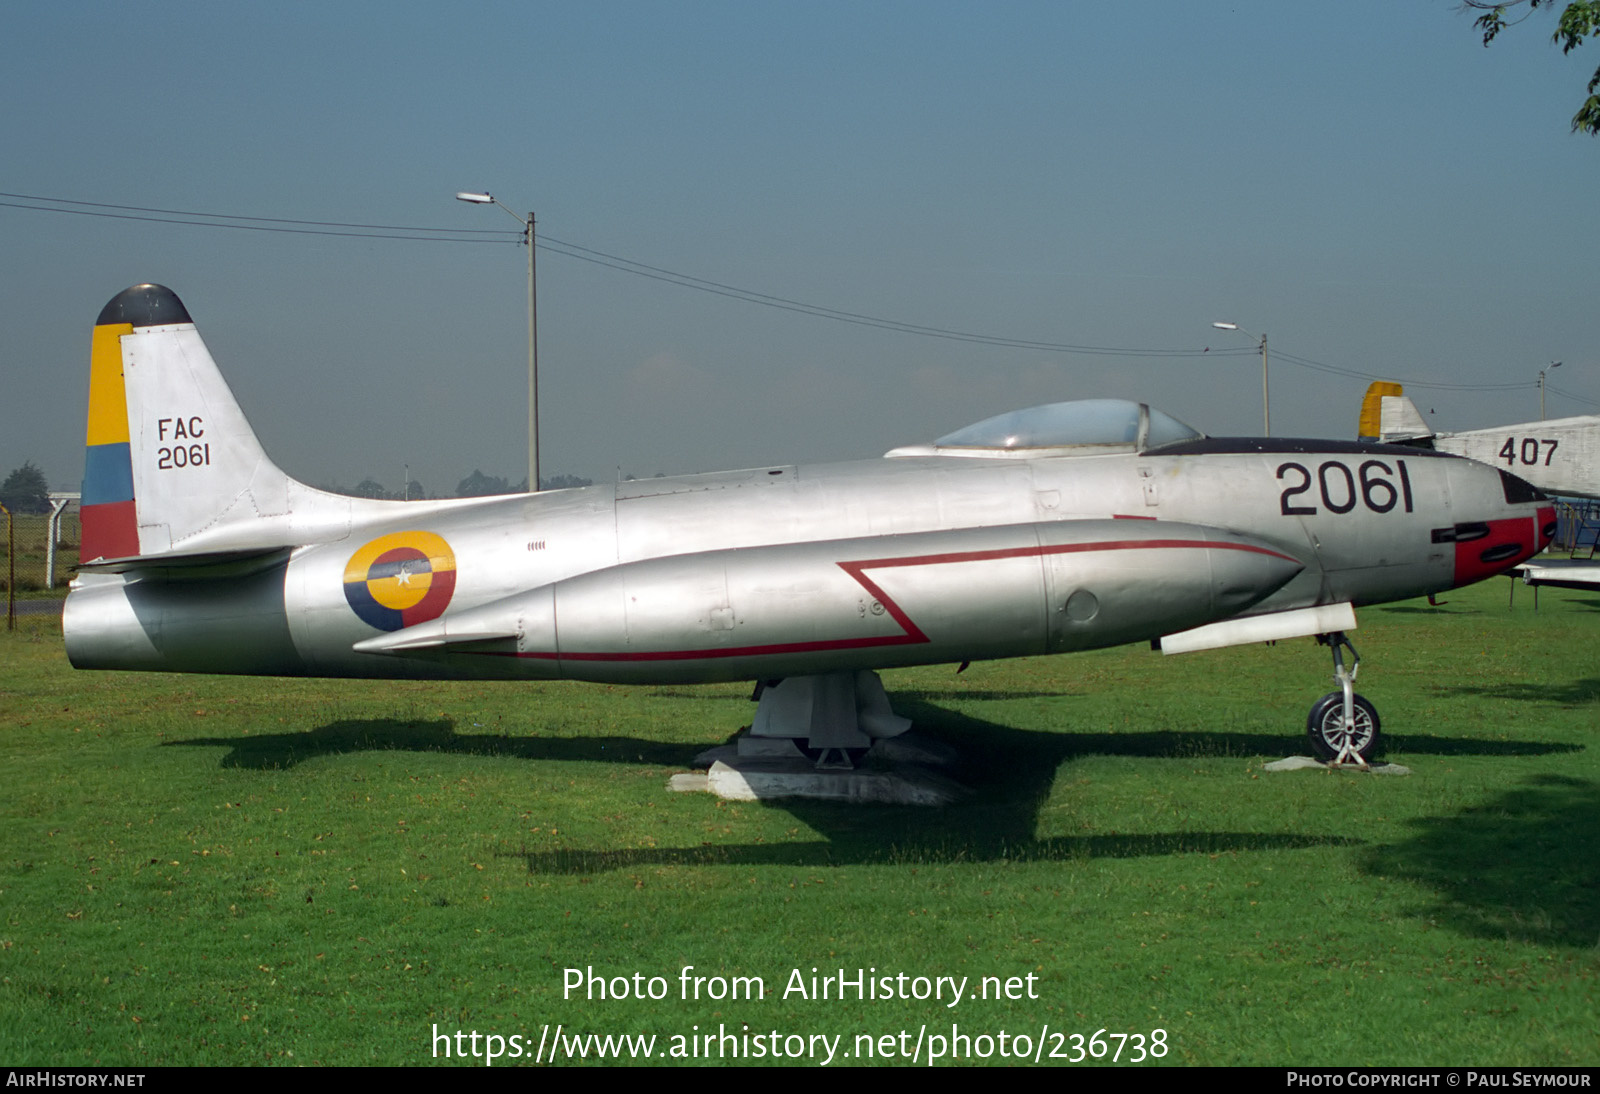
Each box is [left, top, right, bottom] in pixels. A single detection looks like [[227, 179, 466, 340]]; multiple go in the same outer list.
[[86, 323, 133, 446], [1357, 381, 1403, 441]]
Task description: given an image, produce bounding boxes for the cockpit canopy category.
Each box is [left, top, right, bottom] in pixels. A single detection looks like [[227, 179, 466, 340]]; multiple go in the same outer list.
[[884, 399, 1205, 459]]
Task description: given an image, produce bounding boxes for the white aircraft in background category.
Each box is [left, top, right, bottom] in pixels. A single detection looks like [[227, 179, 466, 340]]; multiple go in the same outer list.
[[1358, 381, 1600, 591], [1358, 381, 1600, 500]]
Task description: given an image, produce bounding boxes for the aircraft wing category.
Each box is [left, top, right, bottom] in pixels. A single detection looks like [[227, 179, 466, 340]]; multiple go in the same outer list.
[[1513, 559, 1600, 592]]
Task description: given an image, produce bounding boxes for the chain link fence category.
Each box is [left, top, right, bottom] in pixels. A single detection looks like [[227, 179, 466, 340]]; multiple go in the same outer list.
[[1, 502, 80, 629]]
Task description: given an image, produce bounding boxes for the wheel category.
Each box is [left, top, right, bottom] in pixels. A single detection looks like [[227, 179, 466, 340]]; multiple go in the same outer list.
[[1306, 692, 1382, 763]]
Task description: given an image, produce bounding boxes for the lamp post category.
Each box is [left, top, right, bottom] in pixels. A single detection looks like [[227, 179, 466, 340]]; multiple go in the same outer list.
[[456, 191, 539, 492], [1212, 322, 1270, 435], [1539, 361, 1562, 421]]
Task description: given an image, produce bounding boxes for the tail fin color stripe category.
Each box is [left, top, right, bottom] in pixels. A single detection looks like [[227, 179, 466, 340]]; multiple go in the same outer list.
[[82, 443, 134, 505], [81, 320, 139, 562], [86, 323, 132, 447], [1357, 381, 1403, 442]]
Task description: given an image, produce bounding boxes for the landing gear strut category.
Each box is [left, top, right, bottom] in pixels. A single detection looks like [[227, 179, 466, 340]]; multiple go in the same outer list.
[[747, 670, 912, 768], [1307, 632, 1382, 764]]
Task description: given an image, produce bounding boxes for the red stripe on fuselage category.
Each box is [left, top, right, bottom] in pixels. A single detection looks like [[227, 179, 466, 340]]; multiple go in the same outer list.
[[495, 537, 1297, 664]]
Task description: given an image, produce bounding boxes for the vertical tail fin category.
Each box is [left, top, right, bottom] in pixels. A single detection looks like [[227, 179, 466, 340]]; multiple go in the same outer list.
[[81, 284, 350, 563], [1357, 381, 1433, 444]]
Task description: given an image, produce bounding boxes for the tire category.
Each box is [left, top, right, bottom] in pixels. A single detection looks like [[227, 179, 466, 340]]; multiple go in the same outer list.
[[1306, 692, 1382, 763]]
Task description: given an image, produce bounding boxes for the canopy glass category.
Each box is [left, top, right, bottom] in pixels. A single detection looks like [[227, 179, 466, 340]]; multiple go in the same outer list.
[[932, 399, 1203, 453]]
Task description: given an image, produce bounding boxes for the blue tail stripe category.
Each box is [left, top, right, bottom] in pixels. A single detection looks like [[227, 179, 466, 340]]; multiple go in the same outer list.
[[83, 442, 135, 506]]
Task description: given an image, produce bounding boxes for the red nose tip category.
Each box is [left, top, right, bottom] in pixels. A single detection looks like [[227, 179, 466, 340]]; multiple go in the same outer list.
[[1452, 512, 1549, 587]]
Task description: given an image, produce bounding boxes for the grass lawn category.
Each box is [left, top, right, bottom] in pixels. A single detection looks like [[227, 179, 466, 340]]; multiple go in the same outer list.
[[1, 577, 1595, 1066]]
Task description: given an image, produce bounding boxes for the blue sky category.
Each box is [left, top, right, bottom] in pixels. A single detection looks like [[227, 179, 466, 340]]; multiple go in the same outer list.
[[3, 2, 1596, 494]]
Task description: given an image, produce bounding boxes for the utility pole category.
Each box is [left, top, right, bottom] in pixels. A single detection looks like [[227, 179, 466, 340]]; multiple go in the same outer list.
[[1212, 322, 1270, 435], [1539, 361, 1562, 420], [456, 191, 540, 492]]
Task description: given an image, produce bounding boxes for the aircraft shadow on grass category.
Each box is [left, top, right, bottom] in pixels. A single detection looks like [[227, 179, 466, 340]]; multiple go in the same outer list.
[[167, 721, 704, 770], [508, 714, 1361, 874], [648, 688, 1075, 703], [1430, 677, 1600, 707], [1362, 774, 1600, 950], [167, 696, 1581, 875]]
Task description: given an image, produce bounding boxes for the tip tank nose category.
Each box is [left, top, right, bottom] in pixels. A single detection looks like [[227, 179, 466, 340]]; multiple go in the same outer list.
[[1207, 538, 1305, 615]]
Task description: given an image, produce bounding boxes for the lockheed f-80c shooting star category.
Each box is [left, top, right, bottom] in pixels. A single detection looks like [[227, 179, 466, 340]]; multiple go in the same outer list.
[[66, 285, 1556, 768]]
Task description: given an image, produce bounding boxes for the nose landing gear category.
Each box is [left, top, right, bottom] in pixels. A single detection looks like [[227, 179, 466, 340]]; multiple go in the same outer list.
[[1307, 632, 1382, 764]]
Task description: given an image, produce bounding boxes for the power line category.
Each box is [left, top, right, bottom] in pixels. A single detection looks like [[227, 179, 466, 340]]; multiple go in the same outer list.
[[536, 234, 1227, 357], [1545, 382, 1600, 410], [535, 235, 1243, 357], [1, 194, 519, 243], [1272, 348, 1533, 392], [532, 239, 1574, 390], [1, 191, 514, 236], [4, 189, 1582, 394], [6, 189, 1245, 359]]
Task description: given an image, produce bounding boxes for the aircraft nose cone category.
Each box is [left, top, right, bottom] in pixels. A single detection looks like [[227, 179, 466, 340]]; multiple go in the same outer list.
[[1441, 463, 1554, 587]]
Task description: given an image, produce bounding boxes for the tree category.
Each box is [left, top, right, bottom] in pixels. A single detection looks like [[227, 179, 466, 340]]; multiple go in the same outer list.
[[0, 462, 50, 514], [1466, 1, 1600, 134], [352, 478, 393, 500], [456, 470, 511, 497], [540, 474, 593, 490]]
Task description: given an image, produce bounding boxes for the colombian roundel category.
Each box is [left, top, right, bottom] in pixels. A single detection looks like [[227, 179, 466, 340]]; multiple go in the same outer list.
[[343, 531, 457, 631]]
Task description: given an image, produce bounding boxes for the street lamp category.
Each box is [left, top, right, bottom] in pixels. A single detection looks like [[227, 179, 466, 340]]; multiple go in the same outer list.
[[1539, 360, 1562, 421], [456, 191, 539, 492], [1212, 322, 1270, 436]]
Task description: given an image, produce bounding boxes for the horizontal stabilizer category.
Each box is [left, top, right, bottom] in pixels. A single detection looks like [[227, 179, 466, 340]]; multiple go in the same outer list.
[[76, 545, 294, 577], [1513, 560, 1600, 592]]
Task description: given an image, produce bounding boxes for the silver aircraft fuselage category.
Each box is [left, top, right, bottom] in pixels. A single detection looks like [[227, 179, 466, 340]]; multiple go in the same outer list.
[[62, 284, 1555, 768], [65, 429, 1553, 684]]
